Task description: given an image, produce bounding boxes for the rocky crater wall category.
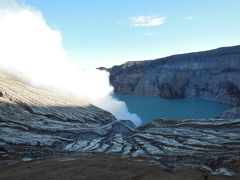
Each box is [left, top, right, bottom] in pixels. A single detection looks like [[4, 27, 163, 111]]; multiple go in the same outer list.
[[107, 45, 240, 106]]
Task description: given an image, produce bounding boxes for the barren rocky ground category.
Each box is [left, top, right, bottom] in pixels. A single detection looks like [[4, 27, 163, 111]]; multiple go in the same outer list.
[[0, 153, 239, 180], [0, 72, 240, 179]]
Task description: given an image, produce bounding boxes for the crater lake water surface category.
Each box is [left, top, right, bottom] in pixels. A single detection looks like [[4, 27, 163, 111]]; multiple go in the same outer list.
[[115, 94, 233, 124]]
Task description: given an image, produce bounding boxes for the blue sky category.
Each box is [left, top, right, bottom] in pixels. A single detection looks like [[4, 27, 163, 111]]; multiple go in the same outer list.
[[21, 0, 240, 67]]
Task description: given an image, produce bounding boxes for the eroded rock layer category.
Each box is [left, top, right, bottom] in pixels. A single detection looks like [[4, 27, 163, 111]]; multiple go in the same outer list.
[[0, 73, 240, 176], [0, 73, 117, 159]]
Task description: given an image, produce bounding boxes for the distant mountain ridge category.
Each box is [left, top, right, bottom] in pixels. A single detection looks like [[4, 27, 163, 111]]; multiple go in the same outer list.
[[107, 45, 240, 106]]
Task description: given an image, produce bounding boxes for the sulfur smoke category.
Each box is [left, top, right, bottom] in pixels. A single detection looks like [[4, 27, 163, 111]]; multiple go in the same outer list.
[[0, 1, 142, 126]]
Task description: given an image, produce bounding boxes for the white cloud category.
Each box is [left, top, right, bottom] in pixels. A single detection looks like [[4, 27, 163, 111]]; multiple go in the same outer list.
[[0, 1, 142, 126], [185, 16, 195, 21], [129, 16, 165, 27]]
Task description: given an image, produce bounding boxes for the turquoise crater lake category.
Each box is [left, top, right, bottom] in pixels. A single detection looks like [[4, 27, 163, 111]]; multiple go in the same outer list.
[[114, 94, 233, 124]]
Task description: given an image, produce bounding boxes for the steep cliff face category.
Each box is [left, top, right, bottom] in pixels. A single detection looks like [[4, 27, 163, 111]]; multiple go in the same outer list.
[[108, 45, 240, 106]]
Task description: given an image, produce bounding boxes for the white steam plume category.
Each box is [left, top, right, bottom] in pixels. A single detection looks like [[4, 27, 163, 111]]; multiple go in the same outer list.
[[0, 1, 142, 126]]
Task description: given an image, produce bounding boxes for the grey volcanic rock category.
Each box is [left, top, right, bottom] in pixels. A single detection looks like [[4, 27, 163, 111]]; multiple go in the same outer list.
[[220, 107, 240, 119], [0, 73, 118, 159], [107, 45, 240, 105], [0, 73, 240, 176], [65, 118, 240, 175]]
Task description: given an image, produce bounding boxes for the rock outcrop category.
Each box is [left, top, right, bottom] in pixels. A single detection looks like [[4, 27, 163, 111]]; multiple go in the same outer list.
[[0, 73, 240, 176], [107, 45, 240, 106], [220, 107, 240, 119]]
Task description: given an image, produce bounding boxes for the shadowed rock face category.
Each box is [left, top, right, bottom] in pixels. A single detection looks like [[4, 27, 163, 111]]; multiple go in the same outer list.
[[107, 45, 240, 106], [0, 73, 240, 176]]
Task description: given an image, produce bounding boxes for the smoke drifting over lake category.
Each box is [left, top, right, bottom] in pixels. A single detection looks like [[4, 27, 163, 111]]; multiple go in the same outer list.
[[0, 1, 141, 126]]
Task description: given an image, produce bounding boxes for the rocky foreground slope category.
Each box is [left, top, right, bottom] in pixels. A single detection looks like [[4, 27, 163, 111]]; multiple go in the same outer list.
[[1, 154, 239, 180], [0, 73, 240, 177], [0, 73, 118, 159], [107, 45, 240, 106]]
